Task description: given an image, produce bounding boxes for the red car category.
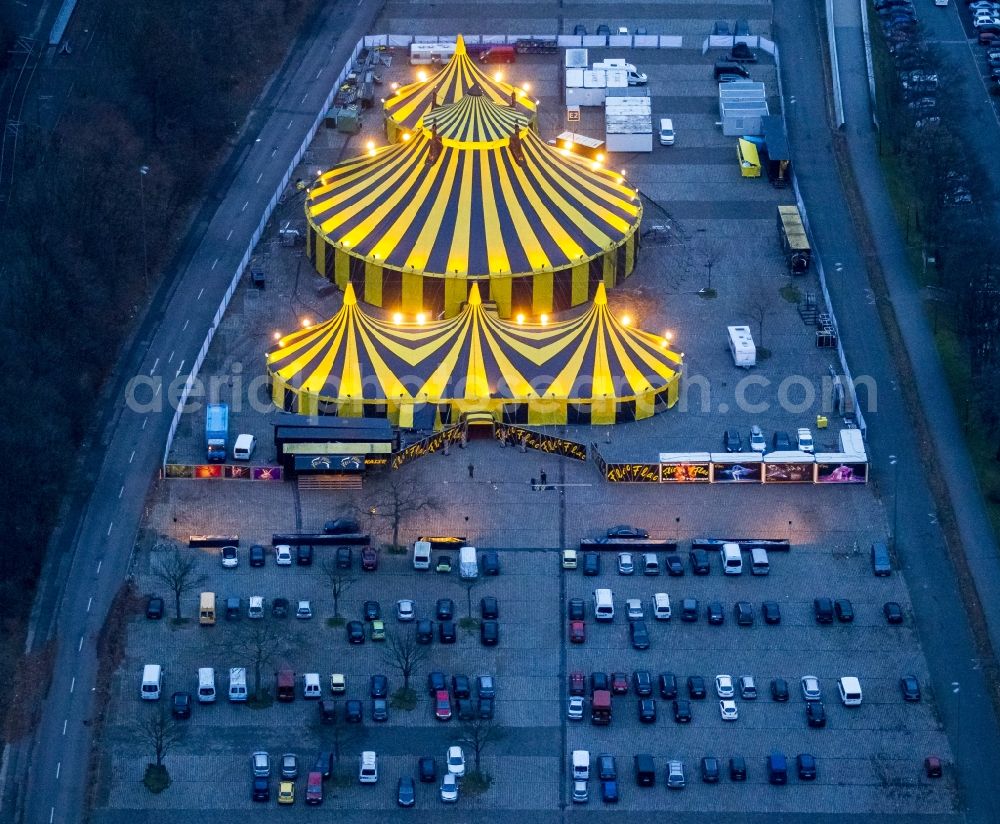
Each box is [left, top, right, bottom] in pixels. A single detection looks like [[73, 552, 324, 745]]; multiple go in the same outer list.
[[569, 671, 586, 696], [611, 672, 629, 695], [434, 690, 452, 721], [305, 771, 323, 805], [361, 547, 379, 571], [569, 620, 586, 644]]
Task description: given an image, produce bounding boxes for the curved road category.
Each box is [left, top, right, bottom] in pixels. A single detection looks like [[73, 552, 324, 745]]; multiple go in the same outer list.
[[2, 2, 381, 822]]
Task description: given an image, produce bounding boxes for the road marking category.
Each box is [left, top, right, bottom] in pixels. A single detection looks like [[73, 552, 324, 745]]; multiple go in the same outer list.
[[78, 636, 83, 652], [55, 762, 60, 779], [50, 808, 54, 823], [182, 319, 189, 331], [197, 288, 204, 300], [227, 229, 234, 240], [175, 360, 185, 378], [142, 417, 147, 430], [129, 451, 135, 464], [287, 119, 293, 129], [96, 561, 102, 574], [69, 678, 75, 693], [87, 597, 93, 612], [211, 258, 219, 270], [256, 172, 263, 183], [62, 719, 67, 736], [106, 522, 113, 536], [154, 384, 161, 397], [315, 69, 322, 80], [301, 93, 308, 104], [167, 350, 174, 363], [118, 486, 124, 499], [271, 148, 278, 157], [149, 358, 159, 375], [242, 201, 248, 212]]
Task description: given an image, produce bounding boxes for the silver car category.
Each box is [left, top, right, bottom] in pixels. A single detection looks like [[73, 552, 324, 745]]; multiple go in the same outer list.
[[281, 753, 297, 779], [667, 759, 686, 789], [252, 751, 270, 777], [801, 675, 822, 701], [617, 553, 635, 575], [396, 599, 415, 622], [568, 696, 584, 720]]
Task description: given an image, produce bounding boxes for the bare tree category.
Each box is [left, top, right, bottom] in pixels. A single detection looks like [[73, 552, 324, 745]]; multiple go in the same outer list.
[[699, 238, 722, 294], [149, 543, 205, 619], [326, 714, 366, 771], [136, 706, 186, 767], [382, 630, 428, 692], [742, 286, 774, 351], [368, 473, 441, 549], [222, 620, 292, 701], [458, 577, 480, 620], [457, 717, 504, 774], [320, 557, 356, 618]]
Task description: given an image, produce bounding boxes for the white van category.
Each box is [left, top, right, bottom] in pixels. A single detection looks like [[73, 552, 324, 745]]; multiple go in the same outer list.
[[459, 546, 479, 579], [572, 750, 590, 780], [228, 667, 248, 702], [303, 673, 322, 699], [248, 596, 264, 619], [359, 751, 378, 783], [197, 667, 216, 703], [593, 588, 615, 622], [652, 592, 672, 620], [750, 546, 770, 575], [659, 118, 675, 145], [722, 543, 743, 575], [413, 540, 432, 570], [233, 433, 256, 460], [141, 664, 162, 700], [837, 676, 863, 707]]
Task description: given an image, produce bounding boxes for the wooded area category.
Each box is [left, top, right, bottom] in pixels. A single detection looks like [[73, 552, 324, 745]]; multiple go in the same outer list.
[[0, 0, 318, 652]]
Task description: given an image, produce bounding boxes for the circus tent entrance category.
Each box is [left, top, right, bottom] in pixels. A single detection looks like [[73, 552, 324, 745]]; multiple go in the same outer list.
[[462, 412, 496, 440]]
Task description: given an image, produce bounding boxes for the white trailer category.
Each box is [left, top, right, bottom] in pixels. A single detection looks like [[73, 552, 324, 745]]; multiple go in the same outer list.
[[728, 325, 756, 367]]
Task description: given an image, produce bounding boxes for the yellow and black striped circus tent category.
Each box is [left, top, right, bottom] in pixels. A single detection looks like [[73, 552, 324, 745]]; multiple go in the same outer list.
[[306, 89, 643, 320], [267, 282, 681, 428], [382, 35, 538, 143]]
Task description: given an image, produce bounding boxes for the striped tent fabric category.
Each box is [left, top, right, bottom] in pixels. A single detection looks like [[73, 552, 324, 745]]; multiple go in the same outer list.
[[306, 90, 643, 319], [267, 282, 682, 427], [383, 34, 537, 142]]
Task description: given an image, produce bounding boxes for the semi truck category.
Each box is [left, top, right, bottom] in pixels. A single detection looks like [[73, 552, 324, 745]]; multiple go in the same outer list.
[[205, 403, 229, 462]]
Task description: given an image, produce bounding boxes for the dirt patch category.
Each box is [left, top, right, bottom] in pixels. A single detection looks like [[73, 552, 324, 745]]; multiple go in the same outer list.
[[1, 637, 57, 742]]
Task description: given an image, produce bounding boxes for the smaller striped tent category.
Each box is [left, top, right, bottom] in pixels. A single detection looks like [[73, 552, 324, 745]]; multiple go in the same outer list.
[[384, 35, 537, 142], [267, 282, 682, 428]]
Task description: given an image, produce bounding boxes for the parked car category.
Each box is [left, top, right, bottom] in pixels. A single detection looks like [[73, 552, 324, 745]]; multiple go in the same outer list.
[[719, 699, 739, 721], [440, 773, 459, 802], [346, 621, 365, 644], [724, 429, 742, 452], [361, 547, 378, 571], [370, 674, 388, 699], [221, 545, 238, 568], [569, 671, 586, 695], [610, 672, 629, 695], [569, 620, 586, 643], [801, 675, 822, 701], [436, 598, 455, 620], [638, 697, 657, 723], [582, 552, 601, 576], [835, 599, 855, 622], [252, 776, 270, 802], [446, 746, 466, 776], [688, 676, 707, 699], [568, 696, 585, 719], [749, 425, 766, 451], [797, 753, 817, 780], [707, 601, 725, 625], [427, 671, 447, 694], [296, 600, 313, 620], [416, 619, 434, 644], [806, 701, 827, 728], [305, 771, 323, 805], [701, 756, 721, 783], [900, 675, 922, 701], [281, 753, 298, 780], [363, 600, 381, 621], [772, 431, 791, 450], [591, 672, 610, 693], [925, 755, 943, 778], [629, 620, 650, 649], [762, 601, 781, 625], [715, 675, 735, 699], [689, 549, 711, 574], [344, 699, 363, 722], [607, 524, 649, 539], [482, 551, 500, 575], [681, 598, 699, 622], [626, 598, 644, 620], [659, 673, 678, 699], [252, 751, 271, 778], [171, 691, 191, 719], [434, 690, 452, 720], [145, 597, 164, 620], [419, 756, 437, 782], [435, 555, 452, 573], [324, 517, 360, 535], [735, 601, 754, 626], [568, 597, 586, 620], [397, 776, 415, 807], [673, 699, 692, 723], [480, 596, 499, 619], [814, 597, 834, 624], [396, 599, 415, 621], [633, 670, 653, 696], [771, 678, 790, 702], [730, 756, 747, 781], [617, 553, 635, 575], [296, 545, 313, 566], [665, 553, 684, 575], [481, 619, 499, 646], [274, 545, 292, 565], [884, 602, 904, 624], [271, 597, 289, 618], [335, 546, 352, 569]]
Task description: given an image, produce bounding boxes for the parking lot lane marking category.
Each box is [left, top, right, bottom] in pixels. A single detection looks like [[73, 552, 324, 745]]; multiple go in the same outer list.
[[301, 93, 308, 104], [315, 69, 322, 80], [271, 147, 278, 157], [167, 350, 174, 363], [78, 636, 83, 652], [182, 319, 189, 331], [87, 597, 92, 612], [149, 358, 158, 375], [287, 119, 293, 129], [49, 808, 54, 824], [142, 417, 147, 430], [175, 360, 185, 378], [119, 486, 124, 499], [241, 201, 249, 212], [55, 762, 60, 780], [256, 172, 263, 183], [129, 451, 135, 464], [153, 384, 161, 397], [106, 522, 113, 536], [62, 719, 67, 736], [211, 257, 219, 270], [69, 678, 75, 693], [227, 229, 234, 240], [96, 561, 101, 574], [197, 287, 204, 300]]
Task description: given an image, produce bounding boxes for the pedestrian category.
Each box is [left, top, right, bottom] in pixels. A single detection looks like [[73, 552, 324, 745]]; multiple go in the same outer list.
[[468, 463, 474, 478]]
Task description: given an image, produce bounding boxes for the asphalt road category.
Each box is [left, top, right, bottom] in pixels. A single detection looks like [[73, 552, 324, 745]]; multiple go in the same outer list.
[[1, 2, 383, 822], [777, 0, 1000, 820]]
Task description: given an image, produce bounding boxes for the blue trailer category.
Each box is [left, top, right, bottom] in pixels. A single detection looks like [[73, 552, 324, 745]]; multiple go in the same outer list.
[[205, 404, 229, 462]]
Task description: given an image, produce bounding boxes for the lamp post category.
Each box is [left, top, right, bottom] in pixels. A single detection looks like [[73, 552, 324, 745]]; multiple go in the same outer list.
[[888, 454, 899, 549], [139, 165, 150, 289]]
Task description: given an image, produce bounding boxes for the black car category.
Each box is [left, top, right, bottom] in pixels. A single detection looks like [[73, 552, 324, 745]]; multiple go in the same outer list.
[[596, 23, 611, 35], [665, 554, 684, 576], [712, 19, 731, 35], [735, 601, 754, 626], [335, 546, 352, 569], [681, 598, 699, 622], [900, 675, 921, 702], [457, 698, 475, 720], [271, 597, 289, 618], [397, 776, 415, 807], [638, 698, 657, 723], [598, 754, 617, 781], [835, 599, 854, 622], [451, 674, 471, 698], [771, 678, 790, 702], [482, 550, 500, 576], [607, 524, 649, 539], [416, 619, 434, 644], [673, 699, 692, 723], [724, 429, 742, 452], [249, 544, 266, 567], [480, 596, 499, 619], [687, 676, 707, 699], [573, 23, 587, 35], [582, 552, 601, 576], [145, 596, 164, 620], [319, 699, 336, 724], [730, 756, 747, 781], [325, 517, 360, 535], [436, 598, 455, 621], [171, 691, 191, 719], [659, 673, 678, 699], [372, 698, 388, 722], [427, 671, 447, 694], [370, 674, 389, 698], [591, 672, 610, 694], [296, 545, 314, 566], [347, 620, 365, 644], [806, 701, 826, 728], [481, 619, 499, 646], [478, 696, 495, 719], [252, 776, 270, 802], [884, 602, 904, 624], [814, 598, 834, 624], [633, 670, 653, 696], [418, 756, 437, 782], [602, 779, 619, 803], [772, 431, 792, 450], [439, 620, 457, 643], [344, 699, 363, 723], [797, 753, 817, 780], [629, 620, 650, 650], [689, 549, 711, 575], [762, 601, 781, 625], [363, 600, 381, 621], [313, 751, 334, 779], [707, 602, 725, 625], [701, 756, 720, 783], [568, 597, 586, 620]]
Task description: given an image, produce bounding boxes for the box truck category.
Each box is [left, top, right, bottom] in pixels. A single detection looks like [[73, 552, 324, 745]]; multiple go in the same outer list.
[[205, 403, 229, 462]]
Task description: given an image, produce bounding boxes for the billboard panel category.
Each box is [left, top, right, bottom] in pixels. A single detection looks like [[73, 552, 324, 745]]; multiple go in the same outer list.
[[815, 461, 868, 484], [660, 461, 710, 483], [763, 462, 813, 483]]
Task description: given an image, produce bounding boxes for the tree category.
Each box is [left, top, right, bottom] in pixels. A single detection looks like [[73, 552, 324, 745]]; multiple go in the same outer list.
[[324, 712, 365, 772], [382, 629, 428, 692], [136, 706, 185, 768], [149, 543, 205, 619], [458, 577, 480, 620], [457, 717, 504, 773], [698, 237, 722, 294], [368, 472, 441, 549], [742, 287, 774, 351], [320, 557, 356, 618], [222, 620, 291, 701]]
